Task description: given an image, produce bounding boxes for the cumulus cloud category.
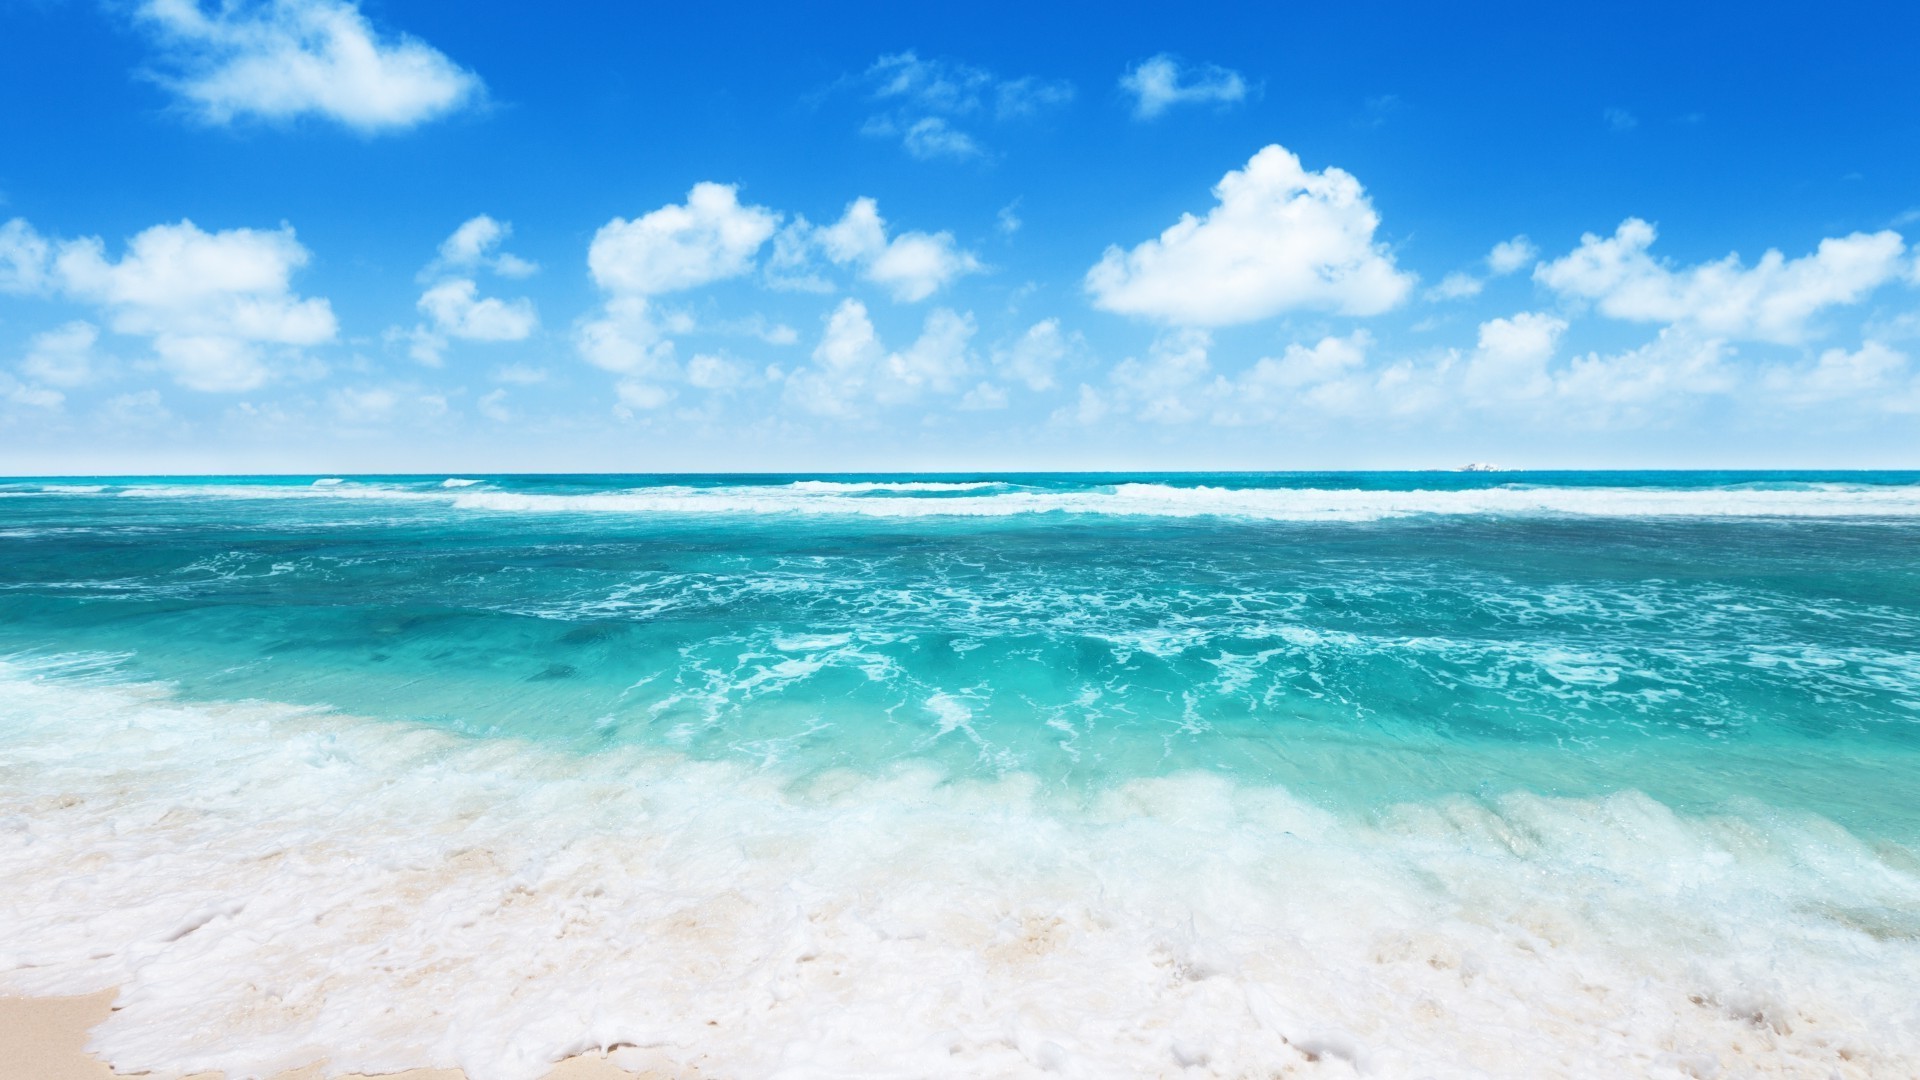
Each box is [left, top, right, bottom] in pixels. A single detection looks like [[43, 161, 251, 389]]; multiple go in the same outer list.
[[404, 216, 538, 365], [431, 214, 537, 278], [784, 298, 976, 416], [588, 183, 778, 297], [0, 218, 52, 293], [1063, 311, 1757, 431], [577, 184, 780, 397], [99, 389, 172, 428], [857, 51, 1072, 160], [991, 318, 1078, 391], [686, 353, 749, 391], [20, 321, 102, 388], [1535, 218, 1906, 343], [14, 218, 339, 392], [1426, 272, 1484, 302], [812, 198, 981, 302], [1119, 55, 1249, 120], [1, 372, 64, 411], [765, 198, 981, 302], [1460, 312, 1567, 402], [417, 279, 536, 341], [576, 298, 683, 377], [1085, 143, 1414, 325], [137, 0, 482, 132], [1487, 236, 1538, 276], [1760, 341, 1916, 410], [1427, 236, 1539, 303]]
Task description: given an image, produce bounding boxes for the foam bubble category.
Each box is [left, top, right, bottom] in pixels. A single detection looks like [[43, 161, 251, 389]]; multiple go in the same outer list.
[[2, 658, 1915, 1080]]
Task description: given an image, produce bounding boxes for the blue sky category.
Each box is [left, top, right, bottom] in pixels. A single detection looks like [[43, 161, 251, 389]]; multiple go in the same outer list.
[[2, 0, 1917, 472]]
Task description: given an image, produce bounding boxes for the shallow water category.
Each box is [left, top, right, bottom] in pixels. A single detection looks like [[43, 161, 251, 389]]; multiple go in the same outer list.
[[2, 473, 1918, 1078]]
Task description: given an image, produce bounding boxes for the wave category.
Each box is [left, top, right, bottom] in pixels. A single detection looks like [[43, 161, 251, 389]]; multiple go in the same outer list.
[[2, 656, 1917, 1079], [18, 478, 1920, 520], [447, 481, 1920, 521], [787, 480, 1008, 493]]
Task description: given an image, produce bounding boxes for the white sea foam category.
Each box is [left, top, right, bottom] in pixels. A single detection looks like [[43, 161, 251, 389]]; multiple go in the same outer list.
[[2, 658, 1916, 1079], [446, 481, 1920, 521], [92, 478, 1920, 521], [787, 480, 1008, 493], [442, 478, 484, 488]]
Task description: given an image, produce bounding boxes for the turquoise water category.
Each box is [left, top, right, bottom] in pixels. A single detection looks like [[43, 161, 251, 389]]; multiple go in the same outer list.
[[5, 471, 1918, 831]]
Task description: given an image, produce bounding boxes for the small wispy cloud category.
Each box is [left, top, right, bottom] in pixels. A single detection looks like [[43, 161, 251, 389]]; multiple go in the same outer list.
[[1604, 107, 1639, 132], [1119, 54, 1249, 120], [855, 52, 1073, 161]]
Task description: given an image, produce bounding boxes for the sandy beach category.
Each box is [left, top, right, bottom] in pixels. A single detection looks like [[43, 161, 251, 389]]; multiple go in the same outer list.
[[0, 992, 673, 1080]]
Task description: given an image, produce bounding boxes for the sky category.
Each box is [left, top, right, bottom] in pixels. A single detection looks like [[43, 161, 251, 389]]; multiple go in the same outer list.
[[1, 0, 1918, 473]]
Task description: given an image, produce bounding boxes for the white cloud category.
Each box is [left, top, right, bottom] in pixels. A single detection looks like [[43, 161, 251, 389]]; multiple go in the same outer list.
[[0, 218, 52, 293], [329, 384, 447, 427], [576, 297, 682, 377], [1461, 312, 1567, 402], [858, 52, 1072, 160], [588, 182, 778, 297], [20, 321, 102, 388], [1426, 272, 1484, 302], [1552, 332, 1737, 423], [994, 76, 1076, 119], [1085, 144, 1414, 325], [1066, 312, 1752, 431], [492, 363, 547, 385], [1, 371, 63, 410], [785, 298, 976, 416], [813, 198, 981, 302], [1761, 341, 1915, 409], [899, 117, 982, 161], [330, 384, 398, 423], [959, 382, 1008, 410], [137, 0, 481, 132], [418, 279, 536, 341], [1604, 108, 1638, 132], [578, 184, 778, 386], [1119, 55, 1248, 120], [402, 217, 538, 365], [99, 389, 171, 427], [1427, 236, 1538, 304], [1241, 332, 1371, 392], [1102, 328, 1214, 424], [40, 219, 336, 392], [1487, 235, 1538, 276], [432, 214, 537, 278], [476, 387, 512, 422], [1536, 218, 1906, 343], [614, 379, 673, 414], [991, 318, 1077, 391], [997, 202, 1022, 236], [686, 353, 749, 391]]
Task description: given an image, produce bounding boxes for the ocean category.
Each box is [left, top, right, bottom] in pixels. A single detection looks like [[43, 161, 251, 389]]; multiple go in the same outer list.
[[3, 472, 1918, 1078]]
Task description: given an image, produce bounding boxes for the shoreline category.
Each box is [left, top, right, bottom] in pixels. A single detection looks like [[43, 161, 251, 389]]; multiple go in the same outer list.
[[0, 992, 675, 1080]]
